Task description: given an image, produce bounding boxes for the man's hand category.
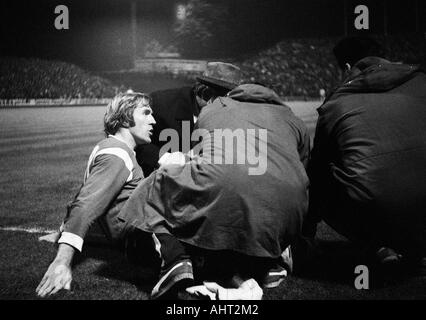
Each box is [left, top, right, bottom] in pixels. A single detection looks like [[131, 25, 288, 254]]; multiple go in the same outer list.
[[36, 260, 72, 297], [36, 243, 75, 297], [158, 152, 188, 175], [186, 278, 263, 300], [158, 152, 187, 167]]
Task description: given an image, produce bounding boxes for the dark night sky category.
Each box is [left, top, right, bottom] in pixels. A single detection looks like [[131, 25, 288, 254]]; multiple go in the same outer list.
[[0, 0, 424, 70]]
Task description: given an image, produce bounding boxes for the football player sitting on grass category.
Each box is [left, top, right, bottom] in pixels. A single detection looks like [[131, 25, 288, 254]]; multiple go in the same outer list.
[[36, 92, 158, 297]]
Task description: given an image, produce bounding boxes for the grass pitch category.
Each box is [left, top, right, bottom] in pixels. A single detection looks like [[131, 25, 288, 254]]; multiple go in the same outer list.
[[0, 104, 425, 300]]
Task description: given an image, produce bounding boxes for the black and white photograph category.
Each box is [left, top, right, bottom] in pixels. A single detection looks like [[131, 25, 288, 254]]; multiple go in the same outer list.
[[0, 0, 425, 305]]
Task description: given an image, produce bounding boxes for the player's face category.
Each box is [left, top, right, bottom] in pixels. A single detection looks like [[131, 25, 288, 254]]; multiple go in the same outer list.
[[129, 105, 156, 145]]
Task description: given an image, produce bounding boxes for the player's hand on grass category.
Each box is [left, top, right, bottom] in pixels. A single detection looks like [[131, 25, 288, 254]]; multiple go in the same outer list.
[[36, 260, 72, 297]]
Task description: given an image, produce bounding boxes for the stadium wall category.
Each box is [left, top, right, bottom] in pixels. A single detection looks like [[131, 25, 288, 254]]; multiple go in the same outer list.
[[0, 97, 323, 108], [134, 59, 208, 74], [0, 98, 111, 107]]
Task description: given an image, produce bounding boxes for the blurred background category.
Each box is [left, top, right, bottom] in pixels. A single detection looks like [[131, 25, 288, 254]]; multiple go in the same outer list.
[[0, 0, 425, 99]]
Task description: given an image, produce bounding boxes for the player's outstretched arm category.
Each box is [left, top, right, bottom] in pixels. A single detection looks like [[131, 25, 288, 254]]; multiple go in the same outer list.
[[36, 243, 75, 297]]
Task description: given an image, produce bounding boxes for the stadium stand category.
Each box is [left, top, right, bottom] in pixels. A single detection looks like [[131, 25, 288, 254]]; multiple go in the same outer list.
[[239, 35, 426, 98], [1, 35, 424, 100], [0, 57, 123, 99]]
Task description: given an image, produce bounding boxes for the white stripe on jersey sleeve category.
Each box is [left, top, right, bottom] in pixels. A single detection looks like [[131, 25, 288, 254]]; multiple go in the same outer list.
[[84, 145, 100, 182], [92, 147, 134, 182]]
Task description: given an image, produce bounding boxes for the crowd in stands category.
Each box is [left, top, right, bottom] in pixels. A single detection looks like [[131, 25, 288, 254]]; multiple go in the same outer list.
[[0, 57, 123, 99], [238, 34, 426, 98], [1, 35, 424, 100], [378, 34, 426, 65], [239, 38, 341, 98]]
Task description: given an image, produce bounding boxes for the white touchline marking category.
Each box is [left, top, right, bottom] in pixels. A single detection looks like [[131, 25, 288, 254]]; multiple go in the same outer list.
[[0, 226, 56, 234]]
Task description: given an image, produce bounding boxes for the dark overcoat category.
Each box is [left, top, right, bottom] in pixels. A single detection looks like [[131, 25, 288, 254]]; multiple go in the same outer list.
[[309, 57, 426, 257], [120, 84, 310, 258]]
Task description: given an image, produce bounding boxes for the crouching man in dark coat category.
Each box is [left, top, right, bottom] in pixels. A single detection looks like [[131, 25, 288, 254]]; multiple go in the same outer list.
[[306, 37, 426, 274], [119, 63, 310, 298]]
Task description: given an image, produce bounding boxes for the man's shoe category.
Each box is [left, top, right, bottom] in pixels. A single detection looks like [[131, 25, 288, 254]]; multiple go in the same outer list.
[[374, 247, 404, 285], [262, 264, 288, 288], [262, 246, 292, 289], [376, 247, 402, 265], [151, 259, 194, 299]]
